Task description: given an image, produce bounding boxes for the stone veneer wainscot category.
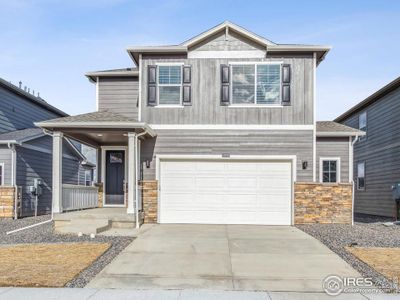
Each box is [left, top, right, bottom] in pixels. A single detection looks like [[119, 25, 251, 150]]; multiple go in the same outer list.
[[294, 182, 352, 224]]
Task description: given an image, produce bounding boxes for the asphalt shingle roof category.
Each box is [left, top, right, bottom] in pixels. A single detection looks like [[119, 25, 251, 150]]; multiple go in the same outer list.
[[38, 111, 138, 124], [316, 121, 363, 134], [0, 128, 44, 143]]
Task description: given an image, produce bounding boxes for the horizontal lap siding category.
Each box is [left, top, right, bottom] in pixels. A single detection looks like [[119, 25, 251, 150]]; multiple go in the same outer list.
[[0, 146, 12, 185], [16, 147, 52, 216], [141, 56, 313, 125], [141, 129, 313, 182], [341, 87, 400, 217], [316, 137, 350, 183], [0, 86, 59, 133], [16, 137, 83, 216], [98, 77, 139, 120]]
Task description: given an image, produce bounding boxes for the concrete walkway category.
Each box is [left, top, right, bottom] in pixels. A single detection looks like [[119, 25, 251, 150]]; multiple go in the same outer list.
[[88, 224, 359, 292], [0, 288, 382, 300]]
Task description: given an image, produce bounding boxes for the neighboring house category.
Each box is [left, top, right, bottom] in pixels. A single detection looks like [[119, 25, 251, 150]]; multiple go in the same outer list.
[[37, 21, 363, 226], [0, 78, 94, 218], [335, 77, 400, 217]]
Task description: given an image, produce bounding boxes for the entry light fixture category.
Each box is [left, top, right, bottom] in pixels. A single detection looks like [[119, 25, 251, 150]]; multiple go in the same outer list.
[[302, 161, 308, 170], [146, 160, 151, 168]]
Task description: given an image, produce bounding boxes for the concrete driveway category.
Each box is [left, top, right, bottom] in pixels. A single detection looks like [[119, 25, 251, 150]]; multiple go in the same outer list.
[[88, 225, 359, 292]]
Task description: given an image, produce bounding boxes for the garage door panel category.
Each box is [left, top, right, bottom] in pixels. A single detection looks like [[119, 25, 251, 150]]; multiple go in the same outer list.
[[227, 177, 258, 189], [159, 160, 292, 225], [195, 177, 225, 188]]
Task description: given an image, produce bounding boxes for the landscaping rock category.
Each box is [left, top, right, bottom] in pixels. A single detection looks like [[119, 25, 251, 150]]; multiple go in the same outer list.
[[297, 214, 399, 291]]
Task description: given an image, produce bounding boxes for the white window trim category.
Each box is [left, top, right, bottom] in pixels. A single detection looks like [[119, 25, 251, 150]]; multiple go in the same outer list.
[[0, 163, 4, 185], [319, 157, 341, 183], [357, 161, 366, 191], [358, 111, 367, 141], [229, 62, 283, 107], [84, 170, 92, 186], [156, 64, 184, 107]]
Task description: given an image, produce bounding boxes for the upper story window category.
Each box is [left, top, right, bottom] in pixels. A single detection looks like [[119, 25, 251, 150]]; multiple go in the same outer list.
[[158, 65, 182, 105], [357, 162, 365, 190], [358, 111, 367, 141], [231, 63, 281, 105]]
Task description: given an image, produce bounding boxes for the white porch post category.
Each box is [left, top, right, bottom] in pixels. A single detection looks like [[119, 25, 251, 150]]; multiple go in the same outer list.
[[127, 132, 136, 214], [52, 132, 63, 214]]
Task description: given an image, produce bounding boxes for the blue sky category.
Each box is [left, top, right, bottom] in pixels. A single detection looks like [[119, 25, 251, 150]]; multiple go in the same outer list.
[[1, 0, 399, 120]]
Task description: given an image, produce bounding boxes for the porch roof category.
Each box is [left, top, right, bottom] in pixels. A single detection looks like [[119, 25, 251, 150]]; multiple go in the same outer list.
[[35, 111, 156, 147]]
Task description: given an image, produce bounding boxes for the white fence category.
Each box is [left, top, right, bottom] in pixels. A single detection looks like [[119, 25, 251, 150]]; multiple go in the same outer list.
[[62, 184, 98, 211]]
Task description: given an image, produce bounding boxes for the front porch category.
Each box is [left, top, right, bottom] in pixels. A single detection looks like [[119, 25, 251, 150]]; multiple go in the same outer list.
[[53, 207, 137, 235], [35, 111, 157, 231]]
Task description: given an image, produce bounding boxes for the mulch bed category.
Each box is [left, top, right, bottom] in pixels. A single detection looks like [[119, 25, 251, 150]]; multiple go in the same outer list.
[[0, 243, 110, 287]]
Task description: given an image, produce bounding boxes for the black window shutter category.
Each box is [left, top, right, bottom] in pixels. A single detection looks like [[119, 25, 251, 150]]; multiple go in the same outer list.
[[221, 64, 230, 106], [182, 65, 192, 106], [282, 64, 291, 106], [148, 65, 157, 106]]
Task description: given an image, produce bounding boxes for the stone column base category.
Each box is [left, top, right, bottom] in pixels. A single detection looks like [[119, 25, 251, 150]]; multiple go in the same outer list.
[[139, 180, 158, 223]]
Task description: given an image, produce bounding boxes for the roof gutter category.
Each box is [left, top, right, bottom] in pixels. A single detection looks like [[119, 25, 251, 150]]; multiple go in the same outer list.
[[316, 132, 366, 137]]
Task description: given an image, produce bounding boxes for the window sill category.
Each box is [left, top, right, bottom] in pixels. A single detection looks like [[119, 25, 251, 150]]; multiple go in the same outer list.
[[154, 105, 185, 108], [228, 105, 284, 108]]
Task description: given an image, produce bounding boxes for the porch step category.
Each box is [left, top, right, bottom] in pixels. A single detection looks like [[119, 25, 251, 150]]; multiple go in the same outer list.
[[55, 219, 111, 235]]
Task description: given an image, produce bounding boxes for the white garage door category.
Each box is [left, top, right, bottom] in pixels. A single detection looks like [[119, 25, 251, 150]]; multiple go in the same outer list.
[[159, 159, 292, 225]]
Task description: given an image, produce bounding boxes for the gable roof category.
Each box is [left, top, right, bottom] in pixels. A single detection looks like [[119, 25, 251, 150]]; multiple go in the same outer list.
[[0, 78, 68, 117], [125, 21, 331, 66], [335, 76, 400, 123], [316, 121, 365, 137], [181, 21, 276, 48]]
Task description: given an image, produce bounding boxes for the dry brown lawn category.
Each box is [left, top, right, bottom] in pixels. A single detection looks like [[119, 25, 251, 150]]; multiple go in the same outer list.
[[347, 246, 400, 280], [0, 243, 110, 287]]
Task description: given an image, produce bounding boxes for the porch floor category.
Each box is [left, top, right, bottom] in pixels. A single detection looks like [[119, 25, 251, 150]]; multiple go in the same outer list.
[[54, 208, 134, 222], [54, 208, 136, 235]]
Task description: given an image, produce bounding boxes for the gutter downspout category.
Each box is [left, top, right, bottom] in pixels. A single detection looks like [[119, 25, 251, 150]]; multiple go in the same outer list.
[[135, 131, 147, 229], [350, 135, 359, 226], [7, 142, 17, 219]]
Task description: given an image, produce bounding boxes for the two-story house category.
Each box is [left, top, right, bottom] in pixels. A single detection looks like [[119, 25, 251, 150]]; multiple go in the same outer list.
[[37, 22, 364, 228], [336, 76, 400, 218], [0, 78, 94, 218]]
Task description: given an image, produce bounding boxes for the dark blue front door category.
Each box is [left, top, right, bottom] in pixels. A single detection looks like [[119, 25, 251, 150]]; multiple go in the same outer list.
[[105, 150, 125, 205]]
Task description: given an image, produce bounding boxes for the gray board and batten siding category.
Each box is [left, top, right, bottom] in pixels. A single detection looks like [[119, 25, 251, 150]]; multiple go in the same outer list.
[[188, 29, 267, 52], [340, 86, 400, 217], [139, 56, 314, 125]]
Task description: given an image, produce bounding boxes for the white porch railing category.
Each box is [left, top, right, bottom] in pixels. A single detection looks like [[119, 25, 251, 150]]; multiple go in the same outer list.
[[62, 184, 98, 211]]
